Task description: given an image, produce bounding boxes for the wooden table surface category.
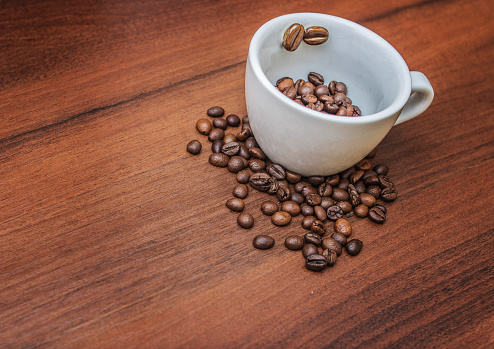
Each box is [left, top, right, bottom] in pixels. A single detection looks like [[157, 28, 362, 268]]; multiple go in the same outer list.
[[1, 0, 493, 347]]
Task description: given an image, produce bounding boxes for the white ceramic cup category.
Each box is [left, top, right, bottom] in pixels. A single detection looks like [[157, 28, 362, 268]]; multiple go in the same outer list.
[[245, 13, 434, 176]]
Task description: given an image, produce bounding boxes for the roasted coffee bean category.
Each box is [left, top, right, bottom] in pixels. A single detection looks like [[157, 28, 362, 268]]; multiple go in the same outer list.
[[236, 128, 250, 141], [321, 237, 342, 255], [281, 200, 301, 216], [267, 179, 279, 195], [276, 185, 291, 202], [226, 198, 245, 212], [233, 184, 249, 199], [334, 93, 347, 106], [285, 170, 302, 184], [301, 185, 317, 196], [268, 164, 286, 180], [308, 72, 324, 86], [207, 106, 225, 117], [294, 181, 309, 193], [277, 77, 294, 92], [331, 232, 347, 246], [346, 239, 363, 256], [354, 204, 369, 218], [315, 84, 330, 98], [337, 200, 353, 214], [336, 107, 347, 116], [364, 174, 380, 186], [320, 196, 336, 210], [352, 106, 362, 116], [307, 176, 325, 186], [349, 170, 364, 184], [212, 118, 228, 130], [355, 159, 372, 171], [314, 205, 327, 222], [222, 133, 236, 144], [360, 193, 376, 207], [334, 218, 352, 237], [291, 192, 304, 205], [285, 235, 304, 250], [238, 144, 250, 160], [211, 140, 224, 153], [378, 175, 394, 188], [249, 172, 271, 191], [221, 142, 241, 156], [329, 81, 348, 95], [324, 100, 339, 114], [375, 204, 387, 214], [298, 81, 315, 96], [208, 128, 225, 142], [236, 170, 250, 184], [304, 233, 322, 246], [366, 148, 378, 159], [373, 163, 389, 176], [339, 166, 355, 179], [301, 94, 318, 105], [302, 215, 317, 230], [242, 123, 252, 133], [301, 203, 314, 216], [253, 235, 275, 250], [209, 153, 229, 167], [261, 200, 279, 216], [242, 115, 249, 124], [327, 205, 344, 220], [306, 193, 322, 206], [348, 184, 360, 206], [302, 244, 319, 258], [306, 254, 327, 271], [186, 140, 201, 155], [354, 180, 366, 194], [303, 26, 329, 45], [249, 159, 266, 172], [311, 219, 326, 236], [283, 23, 304, 51], [332, 188, 350, 201], [322, 249, 337, 266], [237, 212, 254, 229], [249, 147, 266, 160], [271, 211, 292, 226], [337, 178, 350, 190], [244, 136, 258, 149], [381, 187, 398, 201], [318, 183, 333, 197], [196, 118, 212, 135], [228, 156, 246, 173], [362, 170, 377, 181], [369, 206, 386, 224], [326, 174, 340, 186], [226, 114, 241, 127], [283, 86, 297, 99], [367, 185, 381, 199]]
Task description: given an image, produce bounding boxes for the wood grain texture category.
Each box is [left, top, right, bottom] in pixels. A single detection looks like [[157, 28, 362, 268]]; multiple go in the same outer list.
[[1, 0, 493, 347]]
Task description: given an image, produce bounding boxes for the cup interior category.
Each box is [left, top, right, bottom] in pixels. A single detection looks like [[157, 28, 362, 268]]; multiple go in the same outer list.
[[252, 13, 411, 118]]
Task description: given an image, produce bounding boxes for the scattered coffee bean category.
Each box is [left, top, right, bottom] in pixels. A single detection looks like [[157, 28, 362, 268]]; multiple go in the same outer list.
[[212, 118, 227, 130], [337, 200, 353, 214], [276, 186, 291, 202], [381, 186, 398, 201], [211, 139, 224, 153], [322, 249, 337, 266], [221, 142, 241, 156], [282, 23, 304, 51], [281, 200, 301, 216], [226, 114, 241, 127], [250, 173, 271, 191], [331, 232, 347, 246], [303, 26, 329, 45], [314, 205, 327, 221], [208, 128, 225, 142], [271, 211, 292, 226], [348, 184, 360, 206], [207, 106, 225, 117], [334, 218, 352, 237], [321, 237, 342, 256], [237, 212, 254, 229], [232, 184, 249, 199], [369, 206, 386, 223], [226, 198, 245, 212], [285, 235, 304, 250], [360, 193, 376, 207], [367, 185, 381, 199], [302, 243, 319, 258], [249, 159, 266, 172], [186, 140, 201, 155], [306, 254, 327, 271], [261, 200, 279, 216], [304, 233, 322, 246], [290, 192, 305, 205], [332, 188, 350, 201], [327, 205, 344, 220], [310, 219, 326, 236], [354, 204, 369, 218], [318, 183, 332, 197], [373, 163, 389, 176], [346, 239, 363, 256], [302, 215, 317, 230], [268, 164, 286, 180], [320, 196, 336, 210], [253, 235, 275, 250], [209, 153, 229, 167], [228, 156, 246, 173], [286, 170, 302, 183], [236, 170, 250, 184], [196, 118, 212, 135]]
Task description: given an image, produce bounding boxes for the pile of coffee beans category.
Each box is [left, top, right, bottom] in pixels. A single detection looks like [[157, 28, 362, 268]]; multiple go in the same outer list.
[[187, 106, 398, 272], [276, 72, 362, 117], [282, 23, 329, 51]]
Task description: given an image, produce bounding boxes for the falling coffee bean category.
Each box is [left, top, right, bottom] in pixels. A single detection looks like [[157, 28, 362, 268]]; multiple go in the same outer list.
[[282, 23, 304, 51], [303, 26, 329, 45]]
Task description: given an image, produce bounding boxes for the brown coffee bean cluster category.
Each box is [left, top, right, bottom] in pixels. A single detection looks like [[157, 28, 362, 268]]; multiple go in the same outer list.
[[282, 23, 329, 51], [187, 106, 398, 272], [276, 72, 362, 117]]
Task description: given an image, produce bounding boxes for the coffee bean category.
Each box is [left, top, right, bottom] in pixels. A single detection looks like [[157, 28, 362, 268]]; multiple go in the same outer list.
[[310, 219, 326, 236], [360, 193, 376, 207], [261, 200, 279, 216], [307, 176, 325, 186], [253, 235, 275, 250], [290, 192, 304, 205], [236, 128, 250, 141], [208, 128, 225, 142], [334, 218, 352, 237], [236, 170, 250, 184], [250, 173, 271, 191], [354, 180, 366, 194], [233, 184, 249, 199], [329, 81, 348, 95], [282, 23, 304, 51], [331, 232, 347, 246], [339, 167, 355, 179], [378, 175, 394, 188], [271, 211, 292, 226], [223, 133, 237, 144], [302, 243, 319, 258], [337, 200, 353, 214], [373, 163, 389, 176], [281, 200, 301, 216], [249, 159, 266, 172], [242, 115, 249, 124], [337, 178, 350, 190], [303, 26, 329, 45], [381, 187, 398, 201], [314, 205, 327, 221], [209, 153, 229, 167], [267, 179, 280, 195], [349, 170, 364, 184], [304, 233, 322, 246], [186, 140, 201, 155], [301, 185, 317, 196], [228, 156, 246, 173], [276, 186, 291, 202], [211, 139, 224, 153], [356, 159, 372, 171], [302, 215, 317, 230], [369, 206, 386, 224], [320, 196, 336, 210], [375, 204, 387, 214], [348, 184, 360, 206], [244, 136, 258, 149], [364, 174, 380, 186], [196, 118, 212, 135], [238, 144, 250, 160], [212, 118, 227, 130], [318, 183, 333, 197], [285, 235, 304, 250], [226, 198, 245, 212], [332, 188, 349, 201], [277, 77, 294, 92], [306, 254, 327, 271], [301, 203, 314, 216], [237, 212, 254, 228], [354, 204, 369, 218], [326, 174, 340, 187], [334, 93, 347, 106], [327, 205, 344, 221], [346, 239, 363, 256], [324, 100, 339, 114], [221, 142, 241, 156], [315, 84, 330, 98], [367, 185, 381, 199], [308, 72, 324, 86], [226, 114, 241, 127], [284, 170, 301, 184], [305, 193, 322, 206], [207, 106, 225, 117], [322, 249, 337, 266], [267, 164, 286, 180], [366, 148, 378, 159], [321, 237, 342, 255]]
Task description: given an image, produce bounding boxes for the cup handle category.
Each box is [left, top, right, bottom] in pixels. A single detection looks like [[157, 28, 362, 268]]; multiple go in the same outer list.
[[395, 71, 434, 125]]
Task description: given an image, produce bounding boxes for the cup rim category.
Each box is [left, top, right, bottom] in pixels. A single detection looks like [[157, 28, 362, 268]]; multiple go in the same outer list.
[[248, 12, 412, 125]]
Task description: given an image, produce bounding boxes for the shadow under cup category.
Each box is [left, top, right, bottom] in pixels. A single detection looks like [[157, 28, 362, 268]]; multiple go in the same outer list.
[[245, 13, 413, 176]]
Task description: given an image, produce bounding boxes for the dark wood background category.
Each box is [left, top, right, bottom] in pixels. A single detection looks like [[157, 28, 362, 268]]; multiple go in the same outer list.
[[1, 0, 493, 347]]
